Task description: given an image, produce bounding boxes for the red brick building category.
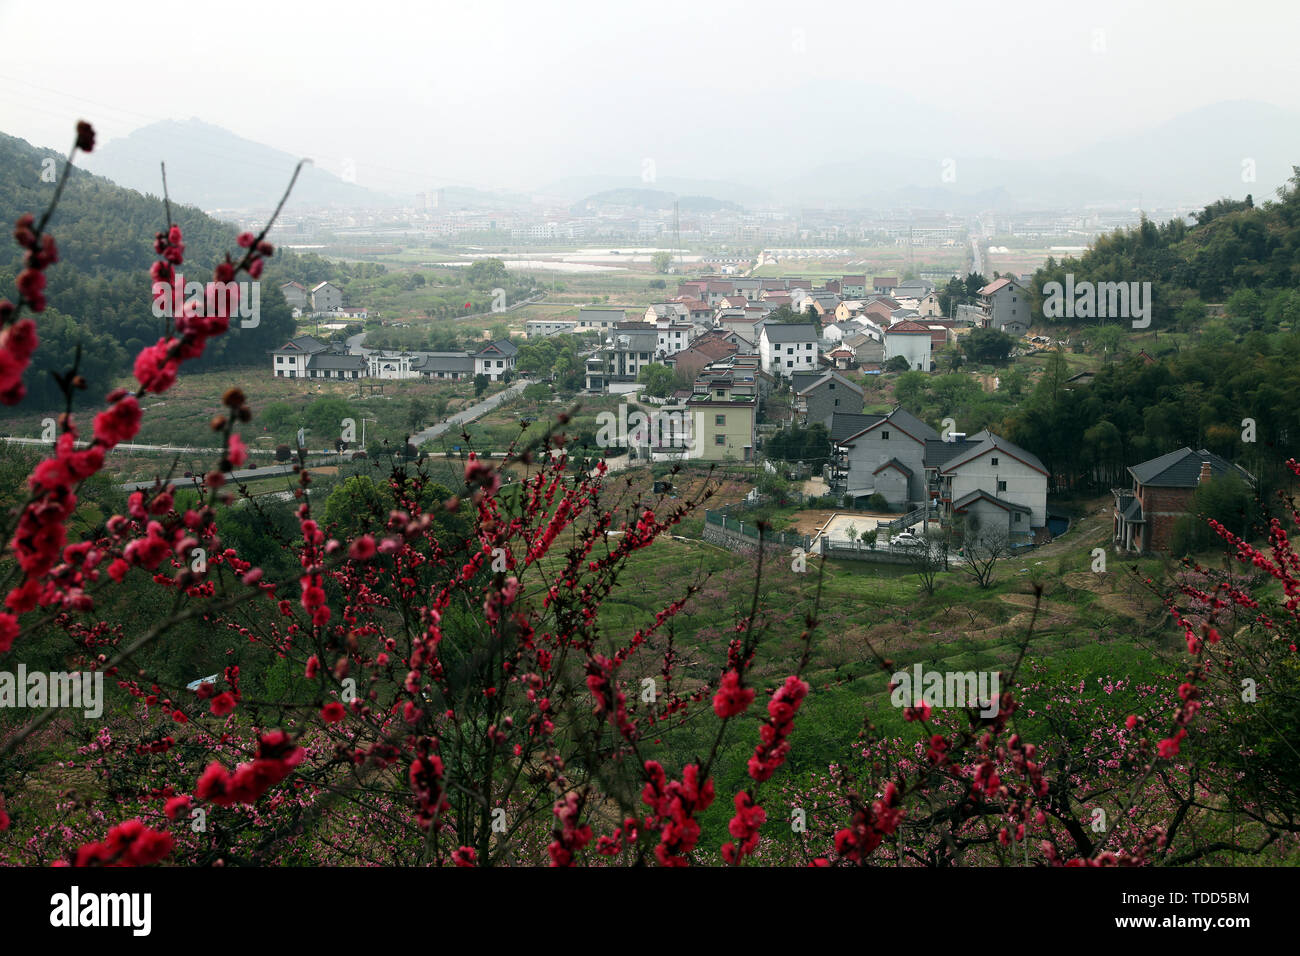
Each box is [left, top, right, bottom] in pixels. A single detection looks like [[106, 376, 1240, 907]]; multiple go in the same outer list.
[[1112, 447, 1253, 553]]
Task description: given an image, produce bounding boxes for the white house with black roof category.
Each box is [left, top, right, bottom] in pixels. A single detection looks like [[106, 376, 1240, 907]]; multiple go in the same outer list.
[[933, 430, 1049, 547], [759, 323, 819, 376], [825, 411, 1051, 545], [473, 340, 518, 381], [271, 335, 363, 379]]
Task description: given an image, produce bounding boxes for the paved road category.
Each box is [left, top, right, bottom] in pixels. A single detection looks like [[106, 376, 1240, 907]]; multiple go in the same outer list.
[[118, 460, 340, 492], [2, 436, 276, 457], [409, 378, 534, 448]]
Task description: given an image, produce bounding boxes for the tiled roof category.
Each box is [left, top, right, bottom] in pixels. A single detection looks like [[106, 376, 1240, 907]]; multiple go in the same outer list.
[[952, 489, 1031, 514], [1129, 447, 1249, 487]]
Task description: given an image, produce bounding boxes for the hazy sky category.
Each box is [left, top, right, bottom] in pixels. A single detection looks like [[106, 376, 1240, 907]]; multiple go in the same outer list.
[[2, 0, 1298, 193]]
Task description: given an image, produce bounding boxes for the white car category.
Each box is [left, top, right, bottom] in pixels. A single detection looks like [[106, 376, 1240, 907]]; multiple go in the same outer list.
[[890, 532, 924, 549]]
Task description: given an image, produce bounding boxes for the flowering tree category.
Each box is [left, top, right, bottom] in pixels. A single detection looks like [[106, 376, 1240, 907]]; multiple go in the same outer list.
[[0, 123, 1297, 867]]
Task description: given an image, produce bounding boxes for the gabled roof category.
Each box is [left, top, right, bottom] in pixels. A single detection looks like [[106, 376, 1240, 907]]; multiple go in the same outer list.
[[874, 457, 913, 478], [923, 438, 979, 469], [885, 320, 932, 334], [1114, 492, 1144, 522], [842, 406, 940, 445], [474, 339, 518, 357], [829, 412, 885, 443], [761, 323, 818, 343], [274, 335, 330, 354], [415, 353, 475, 372], [790, 371, 823, 393], [940, 431, 1047, 476], [1129, 447, 1250, 488], [952, 488, 1032, 514], [311, 281, 339, 292], [978, 277, 1022, 296], [795, 371, 864, 398], [308, 353, 366, 371]]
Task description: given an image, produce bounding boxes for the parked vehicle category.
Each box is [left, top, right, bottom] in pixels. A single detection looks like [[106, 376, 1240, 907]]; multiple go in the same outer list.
[[890, 531, 924, 549]]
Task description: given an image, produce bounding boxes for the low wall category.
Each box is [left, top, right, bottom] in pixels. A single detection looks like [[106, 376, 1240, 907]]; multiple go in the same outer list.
[[818, 540, 928, 565], [702, 521, 810, 555]]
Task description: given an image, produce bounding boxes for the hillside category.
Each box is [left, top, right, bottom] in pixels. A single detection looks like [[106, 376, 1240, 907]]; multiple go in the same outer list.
[[0, 130, 299, 406]]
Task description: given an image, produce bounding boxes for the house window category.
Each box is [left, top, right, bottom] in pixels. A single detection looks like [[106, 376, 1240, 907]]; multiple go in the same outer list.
[[1014, 513, 1022, 523], [882, 431, 889, 440], [715, 435, 725, 445], [715, 415, 725, 426], [998, 480, 1007, 492], [833, 398, 840, 406], [991, 457, 999, 466]]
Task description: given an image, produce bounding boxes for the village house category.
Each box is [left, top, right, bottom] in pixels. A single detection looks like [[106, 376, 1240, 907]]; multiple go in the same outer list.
[[584, 329, 659, 392], [873, 276, 899, 295], [1112, 448, 1254, 553], [310, 281, 343, 313], [526, 319, 578, 338], [844, 331, 885, 365], [792, 371, 864, 428], [884, 320, 934, 371], [893, 278, 934, 298], [832, 406, 938, 509], [667, 332, 739, 383], [930, 431, 1050, 548], [270, 335, 365, 379], [841, 275, 868, 298], [577, 307, 627, 331], [977, 277, 1031, 337], [672, 297, 715, 326], [473, 340, 518, 381], [685, 364, 758, 461], [656, 322, 698, 356], [279, 281, 309, 312], [415, 353, 474, 381], [645, 302, 689, 323], [759, 323, 820, 376]]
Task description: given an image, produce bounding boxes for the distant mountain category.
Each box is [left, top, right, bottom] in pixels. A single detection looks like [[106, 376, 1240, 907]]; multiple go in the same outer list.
[[539, 174, 769, 207], [82, 118, 400, 212], [776, 101, 1300, 210], [0, 130, 297, 405], [1055, 100, 1300, 206], [569, 187, 744, 215]]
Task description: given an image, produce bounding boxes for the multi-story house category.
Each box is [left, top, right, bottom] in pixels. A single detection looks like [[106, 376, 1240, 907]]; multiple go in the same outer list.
[[473, 340, 518, 381], [271, 335, 331, 378], [931, 431, 1049, 547], [841, 275, 868, 298], [526, 319, 577, 338], [884, 320, 933, 371], [310, 281, 343, 313], [759, 323, 819, 376], [977, 277, 1030, 336], [685, 366, 758, 461], [834, 406, 939, 508], [1112, 448, 1254, 553], [792, 371, 864, 428], [584, 330, 659, 391], [279, 281, 309, 312], [577, 308, 627, 331]]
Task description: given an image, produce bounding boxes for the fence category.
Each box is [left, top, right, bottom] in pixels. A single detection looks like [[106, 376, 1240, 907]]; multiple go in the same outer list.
[[882, 507, 927, 533], [703, 510, 811, 553]]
